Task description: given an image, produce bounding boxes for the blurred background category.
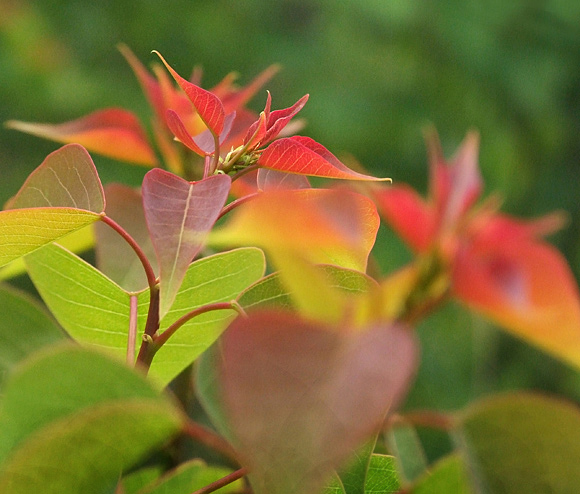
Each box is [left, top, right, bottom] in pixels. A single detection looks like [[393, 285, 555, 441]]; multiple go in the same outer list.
[[1, 0, 580, 459]]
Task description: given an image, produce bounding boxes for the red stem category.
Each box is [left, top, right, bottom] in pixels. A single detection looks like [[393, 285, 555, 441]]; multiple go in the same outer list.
[[189, 468, 247, 494], [183, 420, 241, 466], [218, 192, 260, 220]]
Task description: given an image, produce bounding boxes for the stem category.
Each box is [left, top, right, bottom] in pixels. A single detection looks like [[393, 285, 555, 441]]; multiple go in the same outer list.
[[135, 284, 160, 371], [127, 295, 138, 365], [183, 420, 241, 465], [210, 133, 221, 175], [153, 301, 242, 351], [189, 468, 247, 494], [230, 163, 259, 182], [100, 215, 157, 290], [386, 411, 454, 432], [218, 193, 260, 220]]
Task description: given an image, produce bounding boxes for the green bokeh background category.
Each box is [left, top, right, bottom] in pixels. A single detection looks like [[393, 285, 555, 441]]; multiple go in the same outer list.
[[1, 0, 580, 460]]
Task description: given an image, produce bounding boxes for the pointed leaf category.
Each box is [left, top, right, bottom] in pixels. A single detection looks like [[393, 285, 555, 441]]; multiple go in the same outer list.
[[94, 184, 157, 291], [0, 345, 182, 494], [0, 285, 65, 391], [204, 311, 417, 494], [455, 392, 580, 494], [139, 459, 243, 494], [258, 136, 390, 181], [6, 144, 105, 212], [0, 208, 101, 269], [257, 168, 310, 191], [386, 422, 428, 483], [25, 243, 144, 358], [6, 109, 157, 166], [142, 169, 231, 318], [154, 51, 225, 136], [149, 247, 266, 386], [454, 237, 580, 369]]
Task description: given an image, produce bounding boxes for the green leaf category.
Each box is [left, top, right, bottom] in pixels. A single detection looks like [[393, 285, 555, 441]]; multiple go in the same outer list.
[[6, 144, 104, 212], [150, 247, 265, 386], [339, 439, 377, 494], [386, 422, 428, 483], [238, 264, 377, 312], [364, 455, 401, 493], [324, 474, 347, 494], [0, 285, 66, 390], [410, 454, 471, 494], [25, 243, 144, 358], [454, 392, 580, 494], [121, 467, 163, 494], [139, 459, 243, 494], [0, 345, 182, 494], [0, 208, 101, 269], [26, 243, 265, 386]]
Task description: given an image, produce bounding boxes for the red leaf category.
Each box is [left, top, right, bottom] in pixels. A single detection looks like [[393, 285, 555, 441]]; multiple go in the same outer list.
[[6, 109, 157, 166], [258, 136, 389, 181], [154, 51, 225, 137], [142, 169, 231, 317], [217, 310, 418, 494]]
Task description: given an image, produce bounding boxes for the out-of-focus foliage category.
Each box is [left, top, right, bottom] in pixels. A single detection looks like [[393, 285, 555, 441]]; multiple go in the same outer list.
[[2, 0, 580, 462]]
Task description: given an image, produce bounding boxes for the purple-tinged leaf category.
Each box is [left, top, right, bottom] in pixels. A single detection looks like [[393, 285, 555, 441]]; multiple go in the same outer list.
[[154, 51, 225, 136], [6, 144, 105, 213], [258, 136, 390, 181], [142, 169, 231, 317], [94, 184, 157, 292], [211, 310, 418, 494]]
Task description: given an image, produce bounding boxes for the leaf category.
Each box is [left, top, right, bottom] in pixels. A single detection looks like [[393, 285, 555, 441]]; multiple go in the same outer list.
[[6, 109, 157, 166], [364, 455, 401, 493], [454, 392, 580, 494], [0, 208, 101, 269], [338, 439, 377, 494], [154, 51, 225, 136], [199, 310, 418, 494], [25, 244, 265, 387], [410, 454, 471, 494], [25, 243, 145, 359], [0, 285, 65, 390], [385, 422, 428, 484], [211, 188, 379, 272], [149, 247, 266, 386], [94, 184, 157, 291], [142, 169, 231, 318], [139, 459, 243, 494], [258, 136, 390, 181], [6, 143, 104, 212], [0, 345, 182, 494], [257, 168, 310, 191]]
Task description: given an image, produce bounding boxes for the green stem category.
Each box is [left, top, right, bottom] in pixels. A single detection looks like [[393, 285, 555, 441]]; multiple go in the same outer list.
[[189, 467, 248, 494]]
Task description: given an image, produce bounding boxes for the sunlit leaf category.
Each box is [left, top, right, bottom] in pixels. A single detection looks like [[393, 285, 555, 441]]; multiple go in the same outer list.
[[454, 392, 580, 494], [154, 51, 225, 136], [94, 184, 157, 291], [364, 455, 401, 493], [149, 247, 265, 386], [338, 439, 377, 494], [139, 459, 243, 494], [258, 136, 390, 181], [25, 243, 144, 359], [0, 285, 65, 391], [0, 345, 182, 494], [142, 169, 231, 318], [6, 109, 157, 166], [199, 310, 417, 494], [0, 208, 101, 269]]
